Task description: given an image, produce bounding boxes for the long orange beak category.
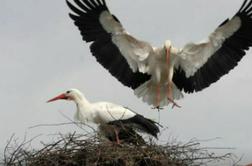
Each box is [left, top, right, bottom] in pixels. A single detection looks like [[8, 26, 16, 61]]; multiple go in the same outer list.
[[47, 93, 68, 103]]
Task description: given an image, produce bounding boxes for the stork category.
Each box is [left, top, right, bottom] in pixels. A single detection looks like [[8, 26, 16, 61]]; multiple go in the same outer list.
[[66, 0, 252, 108], [47, 89, 160, 144]]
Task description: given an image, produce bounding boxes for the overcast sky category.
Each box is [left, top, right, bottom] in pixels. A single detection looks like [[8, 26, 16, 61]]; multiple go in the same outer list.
[[1, 0, 252, 164]]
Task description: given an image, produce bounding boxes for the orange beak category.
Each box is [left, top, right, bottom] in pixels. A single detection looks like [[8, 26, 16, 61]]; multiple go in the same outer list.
[[47, 93, 68, 103]]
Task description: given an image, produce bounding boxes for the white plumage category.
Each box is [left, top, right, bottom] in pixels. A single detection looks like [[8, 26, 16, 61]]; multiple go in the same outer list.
[[47, 89, 135, 124], [66, 0, 252, 108], [179, 17, 241, 77], [47, 89, 160, 142]]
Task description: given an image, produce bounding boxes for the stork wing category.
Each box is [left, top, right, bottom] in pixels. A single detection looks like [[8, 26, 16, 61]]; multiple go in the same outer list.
[[173, 0, 252, 93], [66, 0, 151, 89]]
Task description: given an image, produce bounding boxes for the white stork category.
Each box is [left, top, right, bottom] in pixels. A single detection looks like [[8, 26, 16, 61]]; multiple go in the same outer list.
[[66, 0, 252, 108], [47, 89, 160, 144]]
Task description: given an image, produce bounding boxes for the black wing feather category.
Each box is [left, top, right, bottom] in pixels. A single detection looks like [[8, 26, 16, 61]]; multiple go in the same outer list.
[[173, 0, 252, 93], [108, 114, 160, 138], [73, 0, 90, 11], [66, 0, 150, 89]]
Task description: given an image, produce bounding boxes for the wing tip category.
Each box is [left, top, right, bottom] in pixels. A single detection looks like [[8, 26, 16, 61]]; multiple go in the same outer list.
[[68, 13, 78, 20], [66, 0, 85, 16], [66, 0, 71, 7], [237, 0, 252, 14]]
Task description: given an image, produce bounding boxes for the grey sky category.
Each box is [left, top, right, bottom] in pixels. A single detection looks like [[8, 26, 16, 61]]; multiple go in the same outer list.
[[0, 0, 252, 164]]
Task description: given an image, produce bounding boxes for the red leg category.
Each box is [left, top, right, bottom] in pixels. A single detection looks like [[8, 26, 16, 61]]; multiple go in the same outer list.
[[114, 129, 120, 145], [167, 82, 181, 108]]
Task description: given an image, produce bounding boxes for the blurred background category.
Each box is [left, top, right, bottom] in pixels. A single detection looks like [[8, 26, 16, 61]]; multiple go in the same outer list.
[[0, 0, 251, 164]]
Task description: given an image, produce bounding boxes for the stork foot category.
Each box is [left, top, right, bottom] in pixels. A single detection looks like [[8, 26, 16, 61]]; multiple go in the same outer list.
[[152, 106, 164, 111], [167, 97, 181, 109]]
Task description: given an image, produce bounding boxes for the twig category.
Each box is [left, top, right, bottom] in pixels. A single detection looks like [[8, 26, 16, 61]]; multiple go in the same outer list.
[[59, 111, 96, 134]]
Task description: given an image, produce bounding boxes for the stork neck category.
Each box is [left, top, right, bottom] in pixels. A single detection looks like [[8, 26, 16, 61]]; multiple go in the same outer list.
[[73, 93, 94, 123], [73, 94, 91, 111]]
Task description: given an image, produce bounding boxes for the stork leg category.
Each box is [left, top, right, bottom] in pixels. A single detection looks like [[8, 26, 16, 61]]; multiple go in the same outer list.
[[114, 128, 120, 145], [167, 82, 181, 108], [166, 46, 181, 109]]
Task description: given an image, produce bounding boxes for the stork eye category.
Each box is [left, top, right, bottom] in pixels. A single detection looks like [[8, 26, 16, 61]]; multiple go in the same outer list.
[[66, 91, 71, 94]]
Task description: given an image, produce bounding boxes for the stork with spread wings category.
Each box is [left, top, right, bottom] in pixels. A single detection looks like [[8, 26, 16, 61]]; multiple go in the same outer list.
[[66, 0, 252, 108]]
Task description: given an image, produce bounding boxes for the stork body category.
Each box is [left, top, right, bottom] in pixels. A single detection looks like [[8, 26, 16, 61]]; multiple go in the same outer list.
[[47, 89, 160, 143], [67, 0, 252, 107]]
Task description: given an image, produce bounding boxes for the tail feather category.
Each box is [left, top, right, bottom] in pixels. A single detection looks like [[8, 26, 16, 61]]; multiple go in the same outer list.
[[108, 114, 160, 138], [134, 81, 184, 107], [131, 114, 160, 138]]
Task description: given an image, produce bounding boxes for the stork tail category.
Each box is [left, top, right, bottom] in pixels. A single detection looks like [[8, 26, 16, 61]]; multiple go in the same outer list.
[[129, 114, 160, 138], [134, 81, 183, 107]]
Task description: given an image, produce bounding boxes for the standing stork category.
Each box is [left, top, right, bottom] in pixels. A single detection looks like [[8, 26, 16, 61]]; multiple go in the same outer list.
[[66, 0, 252, 108], [47, 89, 160, 144]]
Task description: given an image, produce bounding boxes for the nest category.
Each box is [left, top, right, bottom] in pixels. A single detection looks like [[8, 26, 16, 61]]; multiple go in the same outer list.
[[2, 131, 238, 166]]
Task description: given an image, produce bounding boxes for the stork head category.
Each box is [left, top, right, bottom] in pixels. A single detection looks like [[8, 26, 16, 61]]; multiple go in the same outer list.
[[47, 89, 83, 103], [164, 40, 172, 49]]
